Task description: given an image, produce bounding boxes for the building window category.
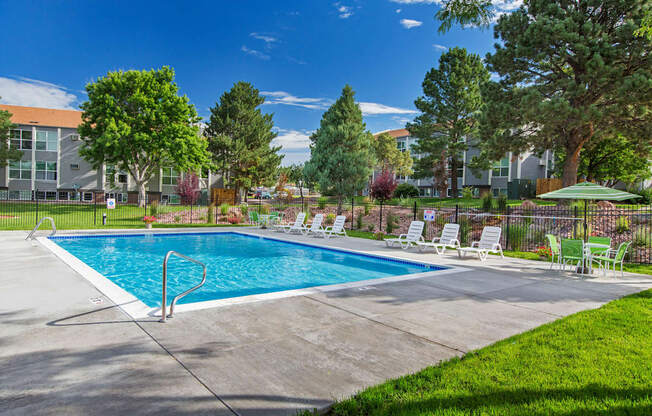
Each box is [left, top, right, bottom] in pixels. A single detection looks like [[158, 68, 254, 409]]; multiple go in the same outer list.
[[419, 188, 432, 197], [10, 129, 32, 150], [82, 192, 94, 202], [397, 141, 407, 152], [162, 167, 179, 185], [70, 134, 80, 141], [105, 192, 127, 203], [35, 191, 57, 200], [9, 160, 32, 179], [35, 161, 57, 181], [9, 190, 31, 200], [492, 157, 509, 177], [492, 188, 508, 197], [106, 165, 128, 184], [35, 130, 58, 151], [447, 188, 462, 197], [58, 191, 70, 200], [70, 163, 80, 170], [547, 158, 554, 178]]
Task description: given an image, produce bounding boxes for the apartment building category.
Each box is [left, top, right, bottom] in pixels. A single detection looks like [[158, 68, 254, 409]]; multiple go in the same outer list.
[[376, 129, 555, 198], [0, 104, 219, 203]]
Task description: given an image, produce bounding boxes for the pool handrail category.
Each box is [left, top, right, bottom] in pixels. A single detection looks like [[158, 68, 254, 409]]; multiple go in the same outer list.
[[26, 216, 56, 240], [160, 251, 207, 322]]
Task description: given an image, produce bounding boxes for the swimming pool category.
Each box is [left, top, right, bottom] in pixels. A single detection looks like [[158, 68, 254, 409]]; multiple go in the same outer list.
[[49, 232, 447, 310]]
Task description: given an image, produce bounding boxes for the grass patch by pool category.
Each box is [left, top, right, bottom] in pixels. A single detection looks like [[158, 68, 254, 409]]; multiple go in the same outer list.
[[313, 289, 652, 415]]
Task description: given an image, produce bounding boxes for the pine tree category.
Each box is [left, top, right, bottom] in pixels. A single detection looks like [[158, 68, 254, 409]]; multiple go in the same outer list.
[[0, 107, 22, 168], [304, 85, 375, 214], [408, 47, 489, 198], [206, 82, 283, 201]]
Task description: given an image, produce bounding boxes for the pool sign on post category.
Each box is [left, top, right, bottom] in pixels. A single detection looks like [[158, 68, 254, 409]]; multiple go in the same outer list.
[[106, 198, 116, 210], [423, 209, 435, 221]]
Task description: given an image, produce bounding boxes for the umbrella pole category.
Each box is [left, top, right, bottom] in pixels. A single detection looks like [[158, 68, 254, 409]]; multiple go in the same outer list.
[[584, 200, 588, 242]]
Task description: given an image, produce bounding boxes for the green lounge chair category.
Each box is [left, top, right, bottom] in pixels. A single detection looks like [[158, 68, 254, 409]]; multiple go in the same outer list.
[[560, 238, 585, 273], [592, 241, 631, 278], [545, 234, 561, 270]]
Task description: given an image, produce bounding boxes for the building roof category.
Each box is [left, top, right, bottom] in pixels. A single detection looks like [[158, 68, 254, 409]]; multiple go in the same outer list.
[[0, 104, 82, 129], [374, 128, 410, 138]]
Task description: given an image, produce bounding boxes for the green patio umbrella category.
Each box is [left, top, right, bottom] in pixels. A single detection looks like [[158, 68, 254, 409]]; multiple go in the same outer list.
[[538, 182, 641, 240]]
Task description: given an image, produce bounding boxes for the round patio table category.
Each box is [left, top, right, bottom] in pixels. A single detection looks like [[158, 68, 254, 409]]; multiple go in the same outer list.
[[584, 243, 611, 274]]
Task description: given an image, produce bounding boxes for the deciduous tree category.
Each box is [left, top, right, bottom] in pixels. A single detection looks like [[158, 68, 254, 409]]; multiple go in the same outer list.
[[78, 67, 206, 207], [206, 82, 282, 202], [304, 85, 375, 214], [473, 0, 652, 187], [408, 47, 489, 198], [373, 132, 412, 177], [370, 169, 398, 203], [176, 173, 200, 205], [0, 106, 22, 167]]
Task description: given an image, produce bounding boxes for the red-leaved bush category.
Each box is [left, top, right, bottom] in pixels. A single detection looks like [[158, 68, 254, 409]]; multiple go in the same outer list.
[[370, 170, 397, 202], [175, 173, 200, 205]]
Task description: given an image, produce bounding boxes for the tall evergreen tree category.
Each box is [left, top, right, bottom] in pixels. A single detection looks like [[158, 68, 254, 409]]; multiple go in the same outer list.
[[304, 85, 375, 214], [206, 82, 283, 201], [0, 106, 22, 167], [78, 67, 206, 207], [473, 0, 652, 187], [408, 47, 489, 198]]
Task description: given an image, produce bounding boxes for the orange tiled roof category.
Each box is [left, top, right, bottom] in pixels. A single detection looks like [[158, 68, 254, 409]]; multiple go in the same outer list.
[[374, 128, 410, 138], [0, 104, 82, 129]]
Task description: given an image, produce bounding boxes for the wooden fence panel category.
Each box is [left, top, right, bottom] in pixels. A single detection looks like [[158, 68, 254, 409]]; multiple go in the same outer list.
[[211, 188, 236, 205], [536, 178, 562, 196]]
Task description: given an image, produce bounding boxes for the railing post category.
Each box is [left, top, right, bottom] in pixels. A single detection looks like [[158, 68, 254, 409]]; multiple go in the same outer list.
[[379, 201, 383, 232], [190, 202, 193, 224], [93, 194, 97, 226], [573, 205, 578, 238], [413, 200, 417, 221], [505, 205, 511, 251], [455, 204, 459, 224], [35, 189, 39, 225], [351, 197, 354, 230]]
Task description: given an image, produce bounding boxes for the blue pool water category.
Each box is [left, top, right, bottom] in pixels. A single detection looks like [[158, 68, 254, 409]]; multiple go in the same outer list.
[[51, 232, 444, 307]]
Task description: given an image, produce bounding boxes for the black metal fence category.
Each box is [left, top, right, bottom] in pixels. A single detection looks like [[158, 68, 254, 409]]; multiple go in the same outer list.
[[2, 192, 650, 264]]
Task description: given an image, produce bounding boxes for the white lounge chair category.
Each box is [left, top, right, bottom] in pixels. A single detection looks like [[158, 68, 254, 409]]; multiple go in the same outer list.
[[385, 221, 425, 250], [456, 226, 503, 261], [275, 212, 306, 233], [314, 215, 347, 239], [416, 223, 460, 255], [303, 213, 325, 236]]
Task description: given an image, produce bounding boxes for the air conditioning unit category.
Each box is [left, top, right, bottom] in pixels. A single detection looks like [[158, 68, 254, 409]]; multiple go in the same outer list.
[[70, 134, 80, 141]]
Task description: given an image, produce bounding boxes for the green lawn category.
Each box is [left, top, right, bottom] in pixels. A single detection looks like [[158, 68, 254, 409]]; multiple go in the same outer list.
[[309, 289, 652, 415], [349, 196, 558, 208]]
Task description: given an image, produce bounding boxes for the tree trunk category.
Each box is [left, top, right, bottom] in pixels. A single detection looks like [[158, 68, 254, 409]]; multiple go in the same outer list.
[[137, 181, 147, 208], [562, 145, 582, 187], [337, 195, 343, 215], [450, 158, 459, 198]]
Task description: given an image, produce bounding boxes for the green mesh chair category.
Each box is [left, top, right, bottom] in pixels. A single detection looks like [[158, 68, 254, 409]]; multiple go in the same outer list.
[[592, 241, 631, 278], [248, 211, 259, 225], [588, 236, 611, 256], [560, 239, 585, 273], [545, 234, 561, 270]]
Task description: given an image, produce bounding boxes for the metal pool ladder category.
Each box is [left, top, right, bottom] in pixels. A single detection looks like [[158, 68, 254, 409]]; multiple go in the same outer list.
[[160, 251, 207, 322], [26, 217, 56, 240]]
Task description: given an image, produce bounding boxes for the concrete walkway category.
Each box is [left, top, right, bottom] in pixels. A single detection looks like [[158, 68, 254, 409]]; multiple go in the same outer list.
[[2, 228, 651, 415]]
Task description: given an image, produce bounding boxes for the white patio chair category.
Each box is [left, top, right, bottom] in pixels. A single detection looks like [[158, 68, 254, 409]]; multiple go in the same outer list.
[[416, 223, 460, 255], [384, 221, 425, 250], [275, 212, 306, 233], [456, 226, 503, 261], [314, 215, 347, 239], [303, 213, 325, 236]]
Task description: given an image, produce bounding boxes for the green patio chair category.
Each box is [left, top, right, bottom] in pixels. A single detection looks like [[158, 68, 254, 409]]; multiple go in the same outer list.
[[248, 211, 259, 225], [588, 236, 611, 256], [560, 238, 585, 274], [591, 241, 631, 278], [545, 234, 561, 270]]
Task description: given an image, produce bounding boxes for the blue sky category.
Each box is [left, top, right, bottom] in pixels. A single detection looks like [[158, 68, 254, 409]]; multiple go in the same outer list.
[[0, 0, 520, 165]]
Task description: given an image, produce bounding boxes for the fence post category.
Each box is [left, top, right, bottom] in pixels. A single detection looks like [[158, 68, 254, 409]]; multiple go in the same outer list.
[[379, 201, 383, 232], [35, 189, 39, 224], [413, 201, 417, 221], [351, 197, 354, 230], [505, 205, 511, 251], [573, 205, 578, 239], [455, 204, 459, 224], [94, 194, 97, 226], [190, 202, 193, 224]]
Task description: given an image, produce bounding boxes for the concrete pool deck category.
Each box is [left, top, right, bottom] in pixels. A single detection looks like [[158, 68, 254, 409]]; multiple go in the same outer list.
[[2, 227, 651, 415]]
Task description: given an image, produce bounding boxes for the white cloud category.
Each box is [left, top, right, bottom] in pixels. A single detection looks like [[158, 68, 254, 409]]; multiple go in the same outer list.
[[433, 44, 447, 51], [390, 0, 441, 4], [250, 32, 279, 49], [262, 91, 331, 110], [273, 128, 313, 165], [358, 102, 417, 116], [395, 8, 402, 13], [241, 45, 270, 60], [335, 3, 353, 18], [0, 76, 78, 109], [400, 19, 422, 29], [389, 0, 523, 24]]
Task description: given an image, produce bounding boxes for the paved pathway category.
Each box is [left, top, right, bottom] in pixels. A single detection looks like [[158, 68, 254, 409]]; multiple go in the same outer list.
[[2, 228, 651, 415]]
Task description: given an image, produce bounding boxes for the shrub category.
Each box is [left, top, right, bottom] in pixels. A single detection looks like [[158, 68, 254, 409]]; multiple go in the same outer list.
[[374, 231, 385, 240], [356, 212, 363, 229], [325, 213, 336, 225], [364, 200, 371, 216], [628, 186, 652, 205], [260, 204, 270, 214], [393, 183, 419, 198], [174, 215, 181, 223], [506, 224, 528, 251], [497, 195, 508, 212], [573, 222, 592, 238], [149, 200, 159, 216], [219, 203, 230, 216], [207, 203, 215, 224], [175, 173, 200, 205], [371, 170, 398, 203], [461, 186, 474, 200], [633, 228, 651, 248], [385, 213, 399, 234], [317, 197, 328, 209], [458, 217, 471, 245], [367, 224, 375, 232], [239, 203, 248, 216], [227, 216, 240, 224], [435, 213, 447, 227], [615, 216, 630, 233], [481, 194, 494, 212]]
